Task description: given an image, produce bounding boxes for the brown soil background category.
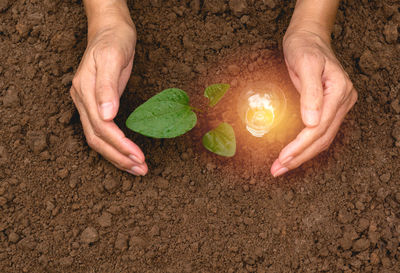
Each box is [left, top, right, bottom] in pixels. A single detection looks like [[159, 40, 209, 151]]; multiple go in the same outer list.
[[1, 0, 400, 272]]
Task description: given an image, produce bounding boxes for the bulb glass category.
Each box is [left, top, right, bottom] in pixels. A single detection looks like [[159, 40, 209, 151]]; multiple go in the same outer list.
[[238, 81, 286, 137]]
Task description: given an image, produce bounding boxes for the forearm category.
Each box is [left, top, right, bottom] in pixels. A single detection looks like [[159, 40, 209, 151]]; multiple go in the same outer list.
[[286, 0, 340, 42], [83, 0, 133, 40]]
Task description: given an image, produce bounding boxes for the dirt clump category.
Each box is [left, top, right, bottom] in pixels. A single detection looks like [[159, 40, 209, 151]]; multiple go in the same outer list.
[[0, 0, 399, 272]]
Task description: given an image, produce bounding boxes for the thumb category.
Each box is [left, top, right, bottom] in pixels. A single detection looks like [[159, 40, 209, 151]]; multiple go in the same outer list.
[[95, 49, 124, 121], [297, 55, 325, 127]]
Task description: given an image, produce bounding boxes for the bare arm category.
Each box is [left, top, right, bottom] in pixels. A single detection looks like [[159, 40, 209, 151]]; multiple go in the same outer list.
[[271, 0, 357, 177], [84, 0, 134, 40], [286, 0, 340, 41], [71, 0, 148, 176]]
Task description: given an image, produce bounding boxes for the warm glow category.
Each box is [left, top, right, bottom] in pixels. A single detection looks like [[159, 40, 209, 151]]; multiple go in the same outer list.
[[245, 93, 275, 137], [238, 81, 287, 137]]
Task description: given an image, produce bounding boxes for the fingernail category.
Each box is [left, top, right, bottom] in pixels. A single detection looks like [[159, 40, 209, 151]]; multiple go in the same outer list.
[[303, 109, 319, 126], [129, 154, 144, 164], [280, 156, 293, 166], [273, 167, 288, 177], [126, 169, 138, 176], [100, 102, 114, 120], [131, 166, 145, 176]]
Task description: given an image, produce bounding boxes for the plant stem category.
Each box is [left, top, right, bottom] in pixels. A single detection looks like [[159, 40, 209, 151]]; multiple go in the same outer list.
[[190, 106, 204, 113]]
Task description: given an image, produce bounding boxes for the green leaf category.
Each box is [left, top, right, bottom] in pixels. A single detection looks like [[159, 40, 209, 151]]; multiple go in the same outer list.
[[202, 123, 236, 157], [126, 88, 197, 138], [204, 84, 230, 107]]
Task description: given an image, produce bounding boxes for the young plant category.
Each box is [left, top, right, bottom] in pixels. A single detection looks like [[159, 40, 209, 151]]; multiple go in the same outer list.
[[202, 122, 236, 157], [126, 84, 236, 157]]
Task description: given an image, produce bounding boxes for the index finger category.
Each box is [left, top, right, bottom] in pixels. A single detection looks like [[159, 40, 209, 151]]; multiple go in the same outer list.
[[77, 71, 146, 164], [278, 82, 344, 164], [83, 92, 146, 164]]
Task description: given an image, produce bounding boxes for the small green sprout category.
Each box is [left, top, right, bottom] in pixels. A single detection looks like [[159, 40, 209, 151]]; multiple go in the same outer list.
[[126, 84, 236, 157]]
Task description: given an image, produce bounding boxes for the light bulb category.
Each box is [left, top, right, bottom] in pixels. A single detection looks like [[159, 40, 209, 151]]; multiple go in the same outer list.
[[238, 81, 287, 137]]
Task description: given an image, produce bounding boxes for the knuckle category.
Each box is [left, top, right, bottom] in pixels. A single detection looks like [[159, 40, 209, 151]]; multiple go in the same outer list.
[[92, 124, 102, 138], [314, 127, 327, 140], [85, 134, 98, 149], [337, 89, 347, 105], [351, 89, 358, 104], [321, 143, 330, 152], [334, 76, 349, 105], [71, 76, 80, 91], [340, 78, 357, 108], [348, 90, 358, 110], [338, 76, 348, 91], [320, 137, 333, 151], [346, 79, 354, 92], [316, 130, 325, 140], [69, 87, 76, 100]]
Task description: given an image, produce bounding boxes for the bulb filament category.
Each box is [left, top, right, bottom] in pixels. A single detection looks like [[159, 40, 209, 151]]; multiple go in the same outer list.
[[245, 92, 275, 137]]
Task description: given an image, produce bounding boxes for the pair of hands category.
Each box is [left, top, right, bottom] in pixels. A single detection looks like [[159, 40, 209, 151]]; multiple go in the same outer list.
[[71, 17, 357, 177]]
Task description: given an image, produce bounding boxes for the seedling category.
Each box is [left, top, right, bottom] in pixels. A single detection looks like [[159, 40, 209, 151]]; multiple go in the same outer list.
[[126, 84, 236, 157]]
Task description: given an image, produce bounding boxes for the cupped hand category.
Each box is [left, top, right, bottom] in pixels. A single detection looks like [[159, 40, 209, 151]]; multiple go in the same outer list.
[[70, 21, 148, 176], [271, 30, 357, 177]]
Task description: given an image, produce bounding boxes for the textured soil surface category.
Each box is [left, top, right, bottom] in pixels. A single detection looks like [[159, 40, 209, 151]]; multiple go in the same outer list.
[[1, 0, 400, 272]]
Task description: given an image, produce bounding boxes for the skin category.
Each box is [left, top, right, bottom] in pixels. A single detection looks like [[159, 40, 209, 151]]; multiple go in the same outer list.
[[271, 0, 357, 176], [72, 0, 357, 177], [71, 0, 147, 176]]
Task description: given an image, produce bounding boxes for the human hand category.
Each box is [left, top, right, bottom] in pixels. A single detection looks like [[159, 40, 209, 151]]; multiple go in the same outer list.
[[70, 6, 147, 176], [271, 29, 357, 177]]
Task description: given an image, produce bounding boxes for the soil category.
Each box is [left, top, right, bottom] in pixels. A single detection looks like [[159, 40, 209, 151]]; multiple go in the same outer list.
[[1, 0, 400, 272]]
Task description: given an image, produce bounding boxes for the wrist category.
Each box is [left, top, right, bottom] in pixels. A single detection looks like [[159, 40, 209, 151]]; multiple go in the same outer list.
[[285, 20, 332, 45], [285, 0, 339, 44], [84, 0, 134, 41]]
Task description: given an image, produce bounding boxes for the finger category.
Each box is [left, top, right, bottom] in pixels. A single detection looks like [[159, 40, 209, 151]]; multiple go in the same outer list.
[[95, 138, 148, 176], [270, 159, 288, 178], [104, 148, 148, 176], [80, 107, 148, 175], [117, 57, 134, 95], [73, 86, 146, 167], [272, 89, 357, 176], [279, 100, 349, 171], [93, 121, 146, 164], [271, 107, 344, 177], [77, 73, 146, 164], [297, 53, 325, 127], [278, 73, 349, 164], [94, 47, 125, 121], [104, 144, 148, 176], [278, 91, 343, 165]]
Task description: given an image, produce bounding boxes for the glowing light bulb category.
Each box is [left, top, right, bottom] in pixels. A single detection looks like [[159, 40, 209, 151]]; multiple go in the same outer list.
[[238, 81, 287, 137]]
